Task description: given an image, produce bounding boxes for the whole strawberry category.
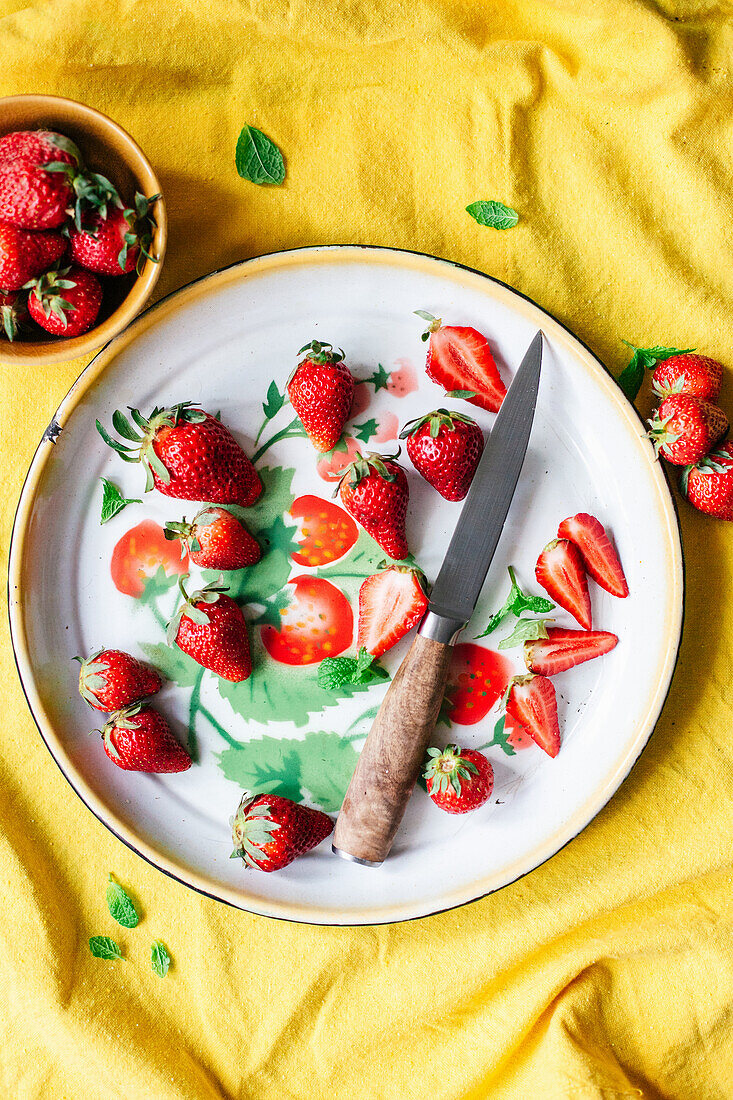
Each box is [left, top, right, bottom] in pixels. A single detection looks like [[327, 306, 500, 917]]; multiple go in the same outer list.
[[287, 340, 355, 451], [0, 288, 27, 341], [164, 506, 261, 570], [338, 451, 410, 560], [76, 649, 162, 711], [68, 192, 160, 276], [0, 130, 80, 230], [680, 442, 733, 520], [652, 353, 723, 402], [400, 408, 484, 501], [169, 575, 251, 682], [424, 744, 493, 814], [0, 223, 65, 290], [101, 703, 191, 773], [26, 264, 103, 336], [231, 792, 333, 871], [97, 402, 262, 504], [648, 395, 728, 465]]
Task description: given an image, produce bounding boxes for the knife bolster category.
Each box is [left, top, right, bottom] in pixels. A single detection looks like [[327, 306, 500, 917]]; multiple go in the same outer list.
[[418, 609, 466, 645]]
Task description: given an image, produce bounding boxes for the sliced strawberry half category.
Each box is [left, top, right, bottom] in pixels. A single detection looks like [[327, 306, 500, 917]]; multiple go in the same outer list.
[[535, 538, 592, 630], [557, 513, 628, 598], [505, 674, 560, 758], [418, 312, 507, 413], [357, 564, 428, 658], [524, 628, 618, 675]]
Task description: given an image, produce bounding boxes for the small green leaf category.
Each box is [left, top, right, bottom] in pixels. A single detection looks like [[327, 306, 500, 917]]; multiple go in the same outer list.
[[618, 341, 695, 402], [498, 617, 552, 650], [476, 567, 554, 637], [262, 380, 285, 420], [466, 200, 519, 230], [486, 715, 516, 756], [151, 940, 171, 977], [99, 478, 142, 525], [366, 364, 391, 391], [353, 419, 379, 442], [89, 936, 124, 961], [235, 126, 286, 185], [105, 874, 139, 928]]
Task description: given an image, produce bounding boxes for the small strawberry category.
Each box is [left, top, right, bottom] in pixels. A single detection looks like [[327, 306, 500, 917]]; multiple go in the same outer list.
[[557, 513, 628, 598], [100, 703, 191, 773], [424, 744, 494, 814], [505, 674, 560, 758], [0, 130, 121, 231], [415, 310, 507, 413], [287, 340, 355, 451], [0, 223, 65, 290], [96, 402, 262, 505], [647, 395, 728, 466], [524, 628, 618, 675], [0, 131, 80, 230], [168, 575, 251, 682], [0, 288, 27, 340], [68, 192, 161, 276], [338, 451, 410, 560], [535, 538, 592, 630], [357, 563, 428, 657], [652, 353, 723, 402], [76, 649, 162, 711], [26, 264, 102, 336], [400, 408, 484, 501], [680, 442, 733, 520], [231, 792, 333, 871], [164, 506, 260, 570]]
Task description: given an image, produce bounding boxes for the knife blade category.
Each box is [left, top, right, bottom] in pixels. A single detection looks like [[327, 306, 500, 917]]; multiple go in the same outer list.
[[423, 329, 543, 636]]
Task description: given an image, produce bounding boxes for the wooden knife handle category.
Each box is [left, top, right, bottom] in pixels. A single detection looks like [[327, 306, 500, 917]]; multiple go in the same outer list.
[[333, 632, 454, 865]]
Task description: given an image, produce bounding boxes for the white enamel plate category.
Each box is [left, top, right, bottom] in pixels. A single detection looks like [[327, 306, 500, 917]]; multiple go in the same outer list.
[[9, 247, 683, 924]]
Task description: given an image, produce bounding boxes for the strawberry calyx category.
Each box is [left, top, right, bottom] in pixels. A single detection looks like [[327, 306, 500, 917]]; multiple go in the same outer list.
[[646, 409, 679, 454], [164, 506, 220, 556], [679, 447, 733, 496], [423, 744, 478, 798], [375, 558, 430, 595], [296, 339, 346, 366], [652, 374, 687, 400], [23, 266, 77, 325], [95, 402, 208, 492], [75, 649, 110, 706], [399, 407, 478, 440], [99, 701, 146, 761], [0, 289, 27, 341], [334, 449, 401, 497], [230, 792, 281, 868], [119, 192, 162, 274], [502, 672, 534, 708], [414, 309, 442, 342], [69, 170, 123, 230], [166, 572, 229, 646]]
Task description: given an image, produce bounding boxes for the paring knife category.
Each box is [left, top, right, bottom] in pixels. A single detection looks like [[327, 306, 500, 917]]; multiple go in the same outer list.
[[332, 331, 543, 867]]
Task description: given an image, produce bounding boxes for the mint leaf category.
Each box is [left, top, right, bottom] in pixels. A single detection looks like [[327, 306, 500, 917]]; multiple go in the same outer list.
[[498, 617, 551, 650], [476, 567, 554, 637], [618, 342, 695, 402], [317, 648, 388, 691], [235, 126, 285, 185], [89, 936, 123, 961], [105, 874, 139, 928], [151, 940, 171, 977], [99, 477, 141, 525], [466, 200, 519, 230]]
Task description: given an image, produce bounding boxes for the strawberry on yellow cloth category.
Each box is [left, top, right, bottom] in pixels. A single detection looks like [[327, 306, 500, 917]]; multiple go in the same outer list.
[[2, 1, 733, 1097]]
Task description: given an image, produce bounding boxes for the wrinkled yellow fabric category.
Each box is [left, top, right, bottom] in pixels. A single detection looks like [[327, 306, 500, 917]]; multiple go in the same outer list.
[[2, 0, 733, 1096]]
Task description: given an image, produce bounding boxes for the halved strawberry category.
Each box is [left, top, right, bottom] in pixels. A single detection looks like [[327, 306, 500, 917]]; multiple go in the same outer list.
[[357, 564, 428, 657], [416, 312, 507, 413], [557, 513, 629, 598], [524, 628, 618, 675], [505, 674, 560, 758], [535, 539, 592, 630]]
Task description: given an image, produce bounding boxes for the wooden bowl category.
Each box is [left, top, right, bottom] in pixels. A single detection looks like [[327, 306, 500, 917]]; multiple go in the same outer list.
[[0, 94, 167, 364]]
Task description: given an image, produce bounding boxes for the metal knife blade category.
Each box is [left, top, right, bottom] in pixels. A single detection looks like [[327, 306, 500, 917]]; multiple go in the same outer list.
[[426, 331, 543, 627]]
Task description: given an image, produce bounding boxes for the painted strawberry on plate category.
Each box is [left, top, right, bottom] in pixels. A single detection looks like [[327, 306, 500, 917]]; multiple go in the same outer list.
[[289, 495, 358, 567], [261, 575, 353, 665], [445, 643, 513, 725], [111, 519, 189, 597]]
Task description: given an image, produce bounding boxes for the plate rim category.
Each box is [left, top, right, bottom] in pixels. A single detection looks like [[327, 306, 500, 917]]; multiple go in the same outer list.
[[7, 244, 685, 925]]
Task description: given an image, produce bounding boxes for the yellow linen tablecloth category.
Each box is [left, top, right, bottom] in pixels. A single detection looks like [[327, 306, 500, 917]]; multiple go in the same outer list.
[[2, 1, 733, 1096]]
